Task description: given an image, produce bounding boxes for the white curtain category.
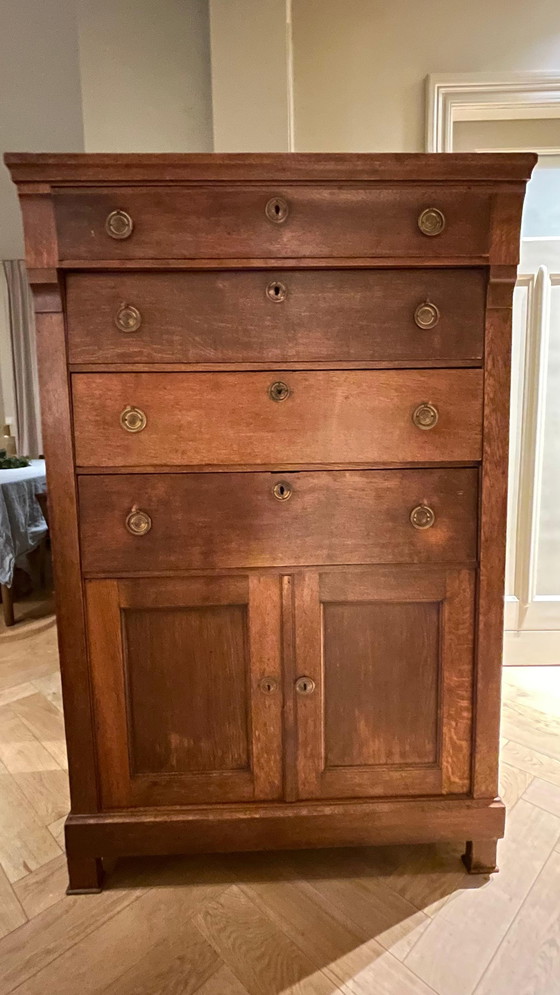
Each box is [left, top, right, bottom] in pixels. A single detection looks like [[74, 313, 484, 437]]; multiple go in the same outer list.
[[2, 260, 42, 457]]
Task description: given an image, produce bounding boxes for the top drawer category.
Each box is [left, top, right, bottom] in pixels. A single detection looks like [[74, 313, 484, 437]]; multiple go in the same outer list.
[[53, 185, 491, 260]]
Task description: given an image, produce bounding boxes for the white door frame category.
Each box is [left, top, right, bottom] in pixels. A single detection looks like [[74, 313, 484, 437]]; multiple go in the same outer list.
[[425, 71, 560, 665], [425, 72, 560, 153]]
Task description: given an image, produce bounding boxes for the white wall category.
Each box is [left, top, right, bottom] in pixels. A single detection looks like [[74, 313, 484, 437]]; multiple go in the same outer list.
[[292, 0, 560, 151], [209, 0, 292, 151], [78, 0, 213, 152]]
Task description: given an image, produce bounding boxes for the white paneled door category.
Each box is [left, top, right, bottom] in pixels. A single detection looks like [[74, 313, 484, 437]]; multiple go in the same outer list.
[[505, 237, 560, 663]]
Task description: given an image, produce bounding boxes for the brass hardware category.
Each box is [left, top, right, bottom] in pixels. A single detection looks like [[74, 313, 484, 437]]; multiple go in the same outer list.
[[269, 380, 290, 402], [120, 405, 147, 433], [295, 676, 316, 696], [125, 506, 152, 536], [115, 303, 142, 333], [412, 402, 439, 430], [410, 505, 436, 530], [414, 301, 440, 330], [258, 677, 278, 694], [266, 280, 287, 302], [418, 207, 446, 237], [273, 481, 292, 501], [105, 209, 134, 240], [265, 196, 289, 224]]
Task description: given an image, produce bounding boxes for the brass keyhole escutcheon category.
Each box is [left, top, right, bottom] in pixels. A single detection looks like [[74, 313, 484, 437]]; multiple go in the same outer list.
[[115, 303, 142, 333], [125, 506, 152, 536], [258, 677, 278, 695], [295, 676, 316, 696], [265, 196, 289, 224], [414, 301, 440, 330], [273, 481, 292, 501], [269, 381, 290, 402], [410, 505, 436, 530], [105, 209, 134, 240], [120, 405, 147, 433], [266, 280, 288, 303], [418, 207, 446, 237], [412, 402, 439, 431]]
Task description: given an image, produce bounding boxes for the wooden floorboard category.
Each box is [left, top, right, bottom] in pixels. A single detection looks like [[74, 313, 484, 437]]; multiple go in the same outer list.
[[1, 592, 560, 994]]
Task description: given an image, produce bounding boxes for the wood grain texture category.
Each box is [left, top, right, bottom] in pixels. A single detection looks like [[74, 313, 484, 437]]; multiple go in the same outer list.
[[323, 600, 440, 766], [34, 307, 99, 813], [85, 575, 283, 808], [473, 306, 514, 797], [78, 468, 478, 574], [53, 185, 492, 261], [295, 568, 474, 801], [5, 150, 537, 183], [72, 369, 484, 467], [65, 268, 486, 365]]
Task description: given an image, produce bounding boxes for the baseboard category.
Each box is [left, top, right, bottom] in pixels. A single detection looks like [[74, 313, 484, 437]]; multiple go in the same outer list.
[[504, 629, 560, 665]]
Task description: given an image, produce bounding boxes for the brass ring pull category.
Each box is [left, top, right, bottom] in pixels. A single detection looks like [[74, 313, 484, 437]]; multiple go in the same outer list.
[[258, 677, 278, 695], [265, 196, 289, 224], [295, 676, 316, 696], [414, 301, 440, 330], [266, 280, 287, 302], [269, 381, 290, 402], [412, 402, 439, 431], [120, 405, 147, 433], [273, 481, 292, 501], [105, 210, 134, 240], [115, 303, 142, 333], [410, 505, 436, 530], [125, 506, 152, 536], [418, 207, 446, 237]]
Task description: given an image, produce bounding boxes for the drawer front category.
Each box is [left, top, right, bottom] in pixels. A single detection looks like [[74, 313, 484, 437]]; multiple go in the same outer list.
[[78, 468, 478, 573], [54, 186, 491, 259], [66, 269, 486, 365], [72, 369, 483, 467]]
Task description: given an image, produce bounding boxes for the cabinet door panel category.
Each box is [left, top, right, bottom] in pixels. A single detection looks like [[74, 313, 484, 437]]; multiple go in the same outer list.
[[323, 601, 439, 768], [294, 567, 474, 800], [86, 574, 282, 808]]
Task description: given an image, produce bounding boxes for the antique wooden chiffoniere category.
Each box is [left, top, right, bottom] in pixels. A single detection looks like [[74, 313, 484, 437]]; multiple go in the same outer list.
[[6, 152, 535, 892]]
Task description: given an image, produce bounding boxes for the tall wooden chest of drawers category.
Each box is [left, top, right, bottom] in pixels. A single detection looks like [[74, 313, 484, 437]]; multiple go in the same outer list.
[[7, 152, 535, 892]]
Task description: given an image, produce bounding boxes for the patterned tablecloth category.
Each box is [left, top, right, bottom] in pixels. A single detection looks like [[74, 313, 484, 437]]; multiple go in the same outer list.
[[0, 460, 47, 587]]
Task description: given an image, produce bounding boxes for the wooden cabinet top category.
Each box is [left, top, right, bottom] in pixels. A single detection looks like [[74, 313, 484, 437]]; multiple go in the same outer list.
[[5, 151, 537, 185]]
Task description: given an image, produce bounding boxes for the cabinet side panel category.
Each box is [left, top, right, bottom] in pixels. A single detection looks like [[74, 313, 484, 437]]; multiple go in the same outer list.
[[475, 304, 513, 797], [35, 307, 99, 812]]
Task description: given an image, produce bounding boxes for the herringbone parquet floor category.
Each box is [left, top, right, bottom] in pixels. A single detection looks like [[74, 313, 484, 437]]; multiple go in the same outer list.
[[1, 591, 559, 995]]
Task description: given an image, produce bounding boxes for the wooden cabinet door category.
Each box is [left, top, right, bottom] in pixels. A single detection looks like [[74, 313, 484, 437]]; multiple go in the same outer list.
[[291, 568, 475, 800], [85, 575, 283, 808]]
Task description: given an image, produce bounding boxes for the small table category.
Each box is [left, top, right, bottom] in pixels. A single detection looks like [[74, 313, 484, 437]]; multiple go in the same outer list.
[[0, 460, 47, 625]]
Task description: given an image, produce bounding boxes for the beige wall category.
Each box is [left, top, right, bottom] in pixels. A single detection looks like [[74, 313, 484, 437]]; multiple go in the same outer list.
[[0, 0, 84, 428], [209, 0, 292, 151], [292, 0, 560, 151], [0, 0, 84, 260], [78, 0, 213, 152]]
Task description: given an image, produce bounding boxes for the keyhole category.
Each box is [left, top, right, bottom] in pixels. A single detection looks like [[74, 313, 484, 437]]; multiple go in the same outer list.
[[295, 676, 316, 695], [259, 676, 278, 694], [273, 481, 292, 501], [266, 280, 287, 302], [269, 380, 290, 401], [265, 196, 289, 224]]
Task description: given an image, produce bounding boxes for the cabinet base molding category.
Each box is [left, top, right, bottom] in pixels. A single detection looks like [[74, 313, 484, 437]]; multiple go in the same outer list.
[[65, 797, 504, 886]]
